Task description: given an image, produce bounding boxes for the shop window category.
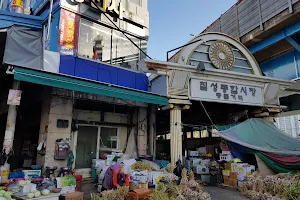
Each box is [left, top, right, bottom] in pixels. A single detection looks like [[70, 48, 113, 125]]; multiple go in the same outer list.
[[186, 132, 192, 139], [193, 131, 200, 138], [78, 19, 144, 71], [203, 130, 210, 138], [78, 19, 112, 62], [100, 127, 118, 150], [112, 30, 140, 70]]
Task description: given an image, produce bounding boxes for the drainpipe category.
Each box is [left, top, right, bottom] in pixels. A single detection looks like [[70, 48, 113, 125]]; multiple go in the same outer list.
[[3, 80, 20, 169]]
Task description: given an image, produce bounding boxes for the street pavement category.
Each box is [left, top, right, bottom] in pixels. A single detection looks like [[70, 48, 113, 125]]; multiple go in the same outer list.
[[205, 186, 246, 200]]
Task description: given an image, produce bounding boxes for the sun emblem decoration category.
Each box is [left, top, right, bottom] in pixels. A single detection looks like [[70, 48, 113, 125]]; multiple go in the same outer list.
[[208, 41, 235, 70]]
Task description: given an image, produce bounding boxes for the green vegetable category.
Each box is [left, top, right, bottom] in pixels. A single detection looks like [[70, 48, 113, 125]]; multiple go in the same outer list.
[[3, 192, 11, 200], [61, 175, 76, 187]]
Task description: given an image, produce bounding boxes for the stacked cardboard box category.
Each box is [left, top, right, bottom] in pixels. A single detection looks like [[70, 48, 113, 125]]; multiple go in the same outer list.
[[229, 172, 238, 188], [222, 162, 256, 188]]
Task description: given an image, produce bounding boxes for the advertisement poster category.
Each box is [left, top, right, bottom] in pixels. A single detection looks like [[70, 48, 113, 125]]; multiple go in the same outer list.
[[59, 9, 80, 56]]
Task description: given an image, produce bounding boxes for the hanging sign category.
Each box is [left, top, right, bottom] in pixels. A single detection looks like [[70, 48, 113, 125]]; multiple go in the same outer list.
[[190, 78, 264, 106], [7, 89, 22, 106], [59, 9, 80, 56]]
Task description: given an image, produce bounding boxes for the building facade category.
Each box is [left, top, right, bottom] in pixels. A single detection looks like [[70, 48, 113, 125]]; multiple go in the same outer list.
[[0, 0, 168, 175]]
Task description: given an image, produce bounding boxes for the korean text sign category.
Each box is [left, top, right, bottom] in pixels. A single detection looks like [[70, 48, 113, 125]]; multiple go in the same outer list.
[[190, 78, 263, 106]]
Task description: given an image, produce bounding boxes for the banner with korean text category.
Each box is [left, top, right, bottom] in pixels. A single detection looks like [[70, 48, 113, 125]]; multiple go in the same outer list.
[[59, 9, 80, 56]]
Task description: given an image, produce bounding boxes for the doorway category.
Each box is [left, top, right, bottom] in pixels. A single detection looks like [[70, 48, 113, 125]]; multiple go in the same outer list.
[[74, 125, 119, 170]]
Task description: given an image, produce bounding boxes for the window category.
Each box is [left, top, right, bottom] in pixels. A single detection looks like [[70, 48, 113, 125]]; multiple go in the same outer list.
[[78, 19, 144, 71], [112, 31, 140, 70], [100, 127, 118, 150], [186, 132, 192, 139], [78, 19, 112, 62], [193, 131, 200, 138], [201, 130, 209, 138]]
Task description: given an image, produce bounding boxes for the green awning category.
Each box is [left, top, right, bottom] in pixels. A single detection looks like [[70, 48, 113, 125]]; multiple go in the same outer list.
[[14, 67, 169, 105]]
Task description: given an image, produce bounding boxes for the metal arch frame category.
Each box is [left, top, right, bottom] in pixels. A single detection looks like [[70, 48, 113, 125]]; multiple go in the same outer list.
[[172, 32, 262, 76]]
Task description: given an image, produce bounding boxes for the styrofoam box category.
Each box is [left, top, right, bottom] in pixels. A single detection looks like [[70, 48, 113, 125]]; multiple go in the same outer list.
[[106, 154, 116, 162], [192, 158, 203, 166], [22, 183, 37, 194], [193, 165, 209, 174], [131, 171, 148, 183], [189, 151, 199, 157]]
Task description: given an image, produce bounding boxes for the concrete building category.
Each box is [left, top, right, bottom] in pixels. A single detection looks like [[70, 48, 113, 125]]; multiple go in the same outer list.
[[0, 0, 168, 176], [275, 114, 300, 137]]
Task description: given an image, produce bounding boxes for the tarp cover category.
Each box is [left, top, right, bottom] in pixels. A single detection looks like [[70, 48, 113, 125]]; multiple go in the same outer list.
[[3, 26, 43, 70], [217, 118, 300, 156]]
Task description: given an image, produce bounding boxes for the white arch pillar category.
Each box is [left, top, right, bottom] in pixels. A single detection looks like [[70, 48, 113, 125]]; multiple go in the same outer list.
[[170, 105, 182, 164]]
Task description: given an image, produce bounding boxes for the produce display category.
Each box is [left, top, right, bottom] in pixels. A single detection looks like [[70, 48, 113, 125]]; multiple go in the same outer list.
[[130, 161, 153, 171], [0, 190, 14, 200], [60, 175, 76, 187], [150, 168, 211, 200], [101, 186, 129, 200], [164, 164, 179, 183], [239, 173, 300, 200]]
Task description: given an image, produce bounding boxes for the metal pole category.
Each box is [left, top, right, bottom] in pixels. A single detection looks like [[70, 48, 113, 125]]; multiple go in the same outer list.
[[3, 80, 20, 165]]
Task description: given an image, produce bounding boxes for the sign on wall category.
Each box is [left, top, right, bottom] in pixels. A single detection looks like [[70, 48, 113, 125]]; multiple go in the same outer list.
[[59, 9, 80, 56], [190, 78, 264, 106]]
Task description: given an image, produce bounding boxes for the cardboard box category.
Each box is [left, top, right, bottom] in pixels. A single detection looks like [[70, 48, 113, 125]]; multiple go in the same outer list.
[[59, 192, 84, 200], [231, 163, 238, 172], [189, 151, 199, 157], [222, 170, 230, 177], [22, 183, 37, 194], [223, 176, 230, 185], [60, 186, 76, 195], [246, 165, 256, 174], [196, 147, 207, 155], [192, 158, 203, 166], [152, 172, 165, 186], [229, 178, 238, 188], [230, 172, 238, 179], [193, 165, 209, 174], [131, 171, 148, 183], [202, 159, 210, 166], [223, 175, 229, 181], [224, 163, 231, 171], [139, 182, 148, 189]]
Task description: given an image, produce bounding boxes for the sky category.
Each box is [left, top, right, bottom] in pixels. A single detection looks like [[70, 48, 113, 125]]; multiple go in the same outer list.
[[147, 0, 237, 61]]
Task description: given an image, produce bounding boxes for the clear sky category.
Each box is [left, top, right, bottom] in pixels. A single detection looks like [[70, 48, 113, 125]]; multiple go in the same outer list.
[[147, 0, 237, 61]]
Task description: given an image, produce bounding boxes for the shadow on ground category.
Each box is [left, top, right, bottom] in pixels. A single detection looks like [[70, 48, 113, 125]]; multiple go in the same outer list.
[[205, 186, 246, 200]]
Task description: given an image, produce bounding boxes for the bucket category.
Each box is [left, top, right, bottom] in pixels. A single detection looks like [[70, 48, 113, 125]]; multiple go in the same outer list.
[[1, 164, 10, 181]]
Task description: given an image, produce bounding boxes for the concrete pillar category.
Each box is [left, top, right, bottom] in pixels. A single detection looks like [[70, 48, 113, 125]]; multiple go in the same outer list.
[[149, 105, 156, 159], [3, 80, 20, 162], [36, 94, 51, 166], [170, 105, 182, 164], [37, 95, 73, 169], [137, 107, 147, 156]]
